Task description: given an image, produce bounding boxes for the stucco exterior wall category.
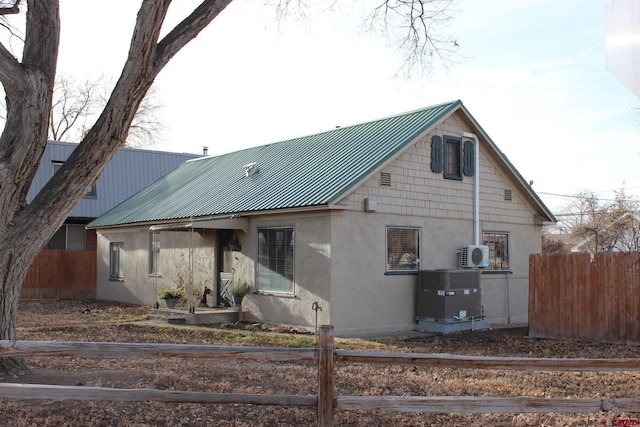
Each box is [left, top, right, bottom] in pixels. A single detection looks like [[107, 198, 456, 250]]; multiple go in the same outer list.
[[96, 226, 217, 307], [94, 112, 545, 336], [240, 211, 333, 329], [328, 112, 542, 334]]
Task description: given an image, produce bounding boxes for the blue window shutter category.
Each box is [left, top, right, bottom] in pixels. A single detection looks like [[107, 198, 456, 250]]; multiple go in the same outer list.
[[463, 139, 475, 176], [431, 135, 443, 173]]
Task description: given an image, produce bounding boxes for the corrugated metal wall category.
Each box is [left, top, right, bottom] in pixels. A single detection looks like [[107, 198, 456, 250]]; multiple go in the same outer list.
[[529, 253, 640, 344], [27, 141, 199, 218]]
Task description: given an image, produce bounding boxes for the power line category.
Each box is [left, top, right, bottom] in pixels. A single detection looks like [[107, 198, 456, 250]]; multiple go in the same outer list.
[[538, 188, 640, 202]]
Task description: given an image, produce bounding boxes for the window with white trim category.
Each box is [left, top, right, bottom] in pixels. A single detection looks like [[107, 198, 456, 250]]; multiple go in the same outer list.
[[110, 242, 124, 279], [256, 227, 294, 294], [148, 232, 160, 275], [386, 227, 420, 272], [483, 232, 510, 271]]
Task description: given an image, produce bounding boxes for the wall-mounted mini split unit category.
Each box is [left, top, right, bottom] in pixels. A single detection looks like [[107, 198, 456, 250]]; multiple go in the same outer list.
[[460, 245, 489, 268]]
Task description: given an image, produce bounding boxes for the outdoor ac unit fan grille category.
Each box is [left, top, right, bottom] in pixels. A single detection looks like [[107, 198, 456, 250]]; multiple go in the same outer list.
[[460, 245, 489, 268]]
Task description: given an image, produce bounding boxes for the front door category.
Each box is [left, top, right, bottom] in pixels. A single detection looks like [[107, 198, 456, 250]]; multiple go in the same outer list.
[[216, 231, 234, 306]]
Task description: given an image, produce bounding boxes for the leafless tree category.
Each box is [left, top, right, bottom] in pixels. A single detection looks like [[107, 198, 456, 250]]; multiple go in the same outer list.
[[270, 0, 458, 76], [563, 189, 640, 254], [48, 75, 103, 142], [0, 0, 456, 376], [541, 234, 569, 255], [363, 0, 458, 75], [48, 75, 164, 147]]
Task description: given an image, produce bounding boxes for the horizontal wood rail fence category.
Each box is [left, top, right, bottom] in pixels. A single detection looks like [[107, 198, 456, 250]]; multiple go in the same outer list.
[[22, 250, 96, 300], [2, 325, 640, 426], [529, 253, 640, 343]]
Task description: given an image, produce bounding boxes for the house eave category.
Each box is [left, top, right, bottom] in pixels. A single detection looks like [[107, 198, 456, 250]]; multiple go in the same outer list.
[[92, 204, 348, 232]]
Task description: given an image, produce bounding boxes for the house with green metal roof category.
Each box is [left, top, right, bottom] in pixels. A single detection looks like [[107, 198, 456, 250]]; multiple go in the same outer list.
[[88, 100, 555, 336]]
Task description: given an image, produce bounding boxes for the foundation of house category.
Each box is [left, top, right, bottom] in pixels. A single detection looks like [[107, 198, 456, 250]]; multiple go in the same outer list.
[[150, 307, 241, 325], [416, 317, 491, 334]]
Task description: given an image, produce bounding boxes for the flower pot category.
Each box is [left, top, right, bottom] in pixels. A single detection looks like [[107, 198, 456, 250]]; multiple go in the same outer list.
[[164, 297, 179, 309], [233, 295, 244, 305]]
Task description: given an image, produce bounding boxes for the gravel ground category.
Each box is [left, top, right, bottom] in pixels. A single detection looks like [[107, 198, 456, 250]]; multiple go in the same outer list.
[[1, 299, 639, 426]]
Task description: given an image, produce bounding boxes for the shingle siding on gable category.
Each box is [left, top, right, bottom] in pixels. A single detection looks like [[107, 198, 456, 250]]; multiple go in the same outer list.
[[349, 115, 535, 226]]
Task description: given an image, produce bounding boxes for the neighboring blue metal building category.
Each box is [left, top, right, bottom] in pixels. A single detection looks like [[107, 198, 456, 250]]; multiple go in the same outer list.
[[27, 141, 201, 250]]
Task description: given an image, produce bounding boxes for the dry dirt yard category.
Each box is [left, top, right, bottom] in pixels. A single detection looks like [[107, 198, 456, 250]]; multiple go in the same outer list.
[[1, 299, 640, 426]]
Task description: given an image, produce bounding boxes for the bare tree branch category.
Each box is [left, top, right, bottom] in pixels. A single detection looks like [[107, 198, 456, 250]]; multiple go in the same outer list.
[[0, 1, 234, 353], [48, 75, 103, 142], [563, 189, 640, 254], [154, 0, 233, 78], [0, 0, 460, 373], [266, 0, 458, 77], [363, 0, 458, 76]]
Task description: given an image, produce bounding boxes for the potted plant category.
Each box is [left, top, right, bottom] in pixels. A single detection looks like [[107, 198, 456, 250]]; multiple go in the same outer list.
[[158, 287, 185, 309], [230, 280, 250, 306]]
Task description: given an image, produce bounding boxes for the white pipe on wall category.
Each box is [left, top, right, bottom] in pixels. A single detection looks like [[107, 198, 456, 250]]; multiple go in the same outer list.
[[462, 132, 480, 246]]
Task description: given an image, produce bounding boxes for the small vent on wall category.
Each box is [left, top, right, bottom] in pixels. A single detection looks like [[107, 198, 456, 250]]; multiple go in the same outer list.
[[504, 189, 512, 201], [380, 172, 391, 187]]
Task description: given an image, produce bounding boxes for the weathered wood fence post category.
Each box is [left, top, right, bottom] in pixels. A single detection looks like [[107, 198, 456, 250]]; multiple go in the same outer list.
[[318, 324, 335, 427]]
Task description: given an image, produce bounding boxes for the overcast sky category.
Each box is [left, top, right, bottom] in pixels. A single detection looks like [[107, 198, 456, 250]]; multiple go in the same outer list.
[[55, 0, 639, 214]]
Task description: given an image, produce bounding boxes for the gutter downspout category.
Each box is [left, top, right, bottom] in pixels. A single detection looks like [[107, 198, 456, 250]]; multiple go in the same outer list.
[[464, 131, 512, 324], [462, 132, 480, 245]]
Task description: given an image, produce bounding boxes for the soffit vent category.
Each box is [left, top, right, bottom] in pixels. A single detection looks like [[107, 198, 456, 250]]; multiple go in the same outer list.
[[504, 189, 512, 201], [380, 172, 392, 187]]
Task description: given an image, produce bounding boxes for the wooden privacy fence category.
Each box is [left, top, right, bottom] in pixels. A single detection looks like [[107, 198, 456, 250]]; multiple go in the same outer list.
[[529, 253, 640, 343], [2, 325, 640, 426], [22, 250, 96, 299]]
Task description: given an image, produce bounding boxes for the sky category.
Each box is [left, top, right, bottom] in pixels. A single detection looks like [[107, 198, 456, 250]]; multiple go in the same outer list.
[[54, 0, 639, 215]]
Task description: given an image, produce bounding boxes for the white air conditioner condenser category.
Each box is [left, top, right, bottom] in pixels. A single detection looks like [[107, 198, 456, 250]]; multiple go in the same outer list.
[[460, 245, 489, 268]]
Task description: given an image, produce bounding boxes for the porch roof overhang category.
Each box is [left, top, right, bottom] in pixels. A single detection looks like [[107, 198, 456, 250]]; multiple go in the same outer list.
[[149, 216, 248, 233]]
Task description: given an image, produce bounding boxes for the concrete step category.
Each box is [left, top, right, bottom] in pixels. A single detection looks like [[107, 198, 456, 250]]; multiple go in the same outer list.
[[150, 307, 240, 326]]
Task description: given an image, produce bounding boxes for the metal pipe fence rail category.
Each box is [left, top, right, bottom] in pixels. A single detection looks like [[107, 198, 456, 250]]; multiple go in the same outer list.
[[2, 325, 640, 427]]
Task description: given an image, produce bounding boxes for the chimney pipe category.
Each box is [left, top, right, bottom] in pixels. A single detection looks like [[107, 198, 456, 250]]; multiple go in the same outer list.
[[203, 146, 208, 156]]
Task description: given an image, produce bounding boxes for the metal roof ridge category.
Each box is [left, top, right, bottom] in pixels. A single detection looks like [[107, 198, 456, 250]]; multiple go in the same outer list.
[[223, 100, 463, 150]]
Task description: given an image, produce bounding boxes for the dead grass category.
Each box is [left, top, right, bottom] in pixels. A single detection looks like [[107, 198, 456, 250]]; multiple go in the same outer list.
[[2, 299, 640, 426]]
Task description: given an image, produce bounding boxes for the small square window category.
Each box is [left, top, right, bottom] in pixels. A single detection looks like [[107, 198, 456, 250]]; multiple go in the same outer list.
[[84, 183, 97, 198], [386, 227, 420, 273], [483, 232, 509, 271]]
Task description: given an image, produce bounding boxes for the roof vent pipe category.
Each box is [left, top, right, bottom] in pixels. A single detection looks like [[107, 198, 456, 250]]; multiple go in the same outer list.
[[203, 146, 209, 156], [243, 162, 258, 177], [463, 132, 480, 246]]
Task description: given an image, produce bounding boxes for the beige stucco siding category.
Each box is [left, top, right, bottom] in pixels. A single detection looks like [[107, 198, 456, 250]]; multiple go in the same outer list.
[[240, 211, 333, 329], [94, 111, 546, 335], [96, 226, 216, 307], [328, 113, 541, 332]]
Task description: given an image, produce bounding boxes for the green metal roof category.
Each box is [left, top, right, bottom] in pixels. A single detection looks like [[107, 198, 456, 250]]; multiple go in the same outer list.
[[89, 101, 460, 228]]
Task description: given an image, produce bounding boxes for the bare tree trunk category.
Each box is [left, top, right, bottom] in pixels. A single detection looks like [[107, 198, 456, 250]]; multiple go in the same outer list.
[[0, 0, 452, 378], [0, 0, 233, 377], [0, 0, 60, 376], [0, 246, 33, 376]]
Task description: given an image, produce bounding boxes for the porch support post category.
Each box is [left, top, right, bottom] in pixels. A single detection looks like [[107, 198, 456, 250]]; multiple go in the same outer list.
[[188, 227, 195, 313]]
